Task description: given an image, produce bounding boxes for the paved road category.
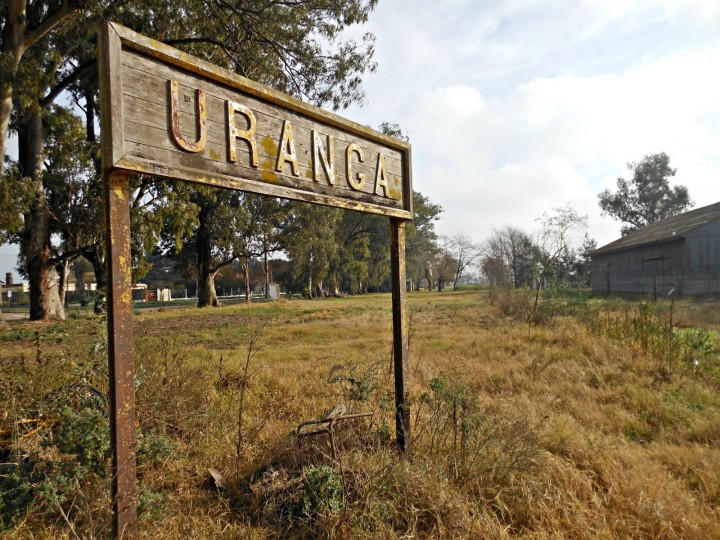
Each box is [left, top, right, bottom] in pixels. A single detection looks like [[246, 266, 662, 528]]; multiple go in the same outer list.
[[1, 312, 29, 321]]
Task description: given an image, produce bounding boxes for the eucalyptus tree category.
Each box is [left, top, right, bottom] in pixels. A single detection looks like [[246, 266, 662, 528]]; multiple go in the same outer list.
[[166, 187, 243, 307], [599, 152, 692, 236], [285, 203, 342, 297], [0, 0, 86, 168], [232, 194, 289, 303], [4, 0, 379, 318], [335, 210, 390, 293], [406, 191, 443, 289]]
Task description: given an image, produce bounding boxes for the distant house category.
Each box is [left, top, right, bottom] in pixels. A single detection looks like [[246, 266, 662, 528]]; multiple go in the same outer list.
[[1, 273, 29, 304], [65, 272, 97, 293], [591, 202, 720, 297]]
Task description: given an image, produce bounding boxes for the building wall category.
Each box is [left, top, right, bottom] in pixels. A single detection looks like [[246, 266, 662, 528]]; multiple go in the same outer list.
[[683, 221, 720, 294], [591, 239, 684, 297], [591, 221, 720, 296]]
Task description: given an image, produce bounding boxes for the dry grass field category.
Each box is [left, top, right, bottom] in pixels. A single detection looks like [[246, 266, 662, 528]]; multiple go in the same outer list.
[[2, 290, 720, 538]]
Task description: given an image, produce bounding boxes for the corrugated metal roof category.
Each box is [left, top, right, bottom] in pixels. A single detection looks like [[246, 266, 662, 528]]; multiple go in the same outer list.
[[593, 201, 720, 255]]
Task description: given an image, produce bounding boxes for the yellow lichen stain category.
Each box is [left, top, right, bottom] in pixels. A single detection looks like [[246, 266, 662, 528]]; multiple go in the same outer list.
[[112, 185, 126, 201], [260, 169, 279, 183], [305, 159, 314, 180], [209, 149, 221, 161], [261, 136, 278, 159], [388, 188, 403, 201]]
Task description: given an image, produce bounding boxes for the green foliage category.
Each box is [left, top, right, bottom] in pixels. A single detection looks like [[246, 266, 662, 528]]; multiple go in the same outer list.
[[0, 165, 33, 244], [0, 458, 35, 530], [328, 364, 380, 404], [583, 302, 720, 379], [51, 406, 110, 471], [539, 281, 589, 319], [138, 484, 169, 521], [285, 204, 343, 296], [418, 374, 542, 496], [0, 318, 174, 532], [599, 152, 693, 236], [137, 429, 176, 466], [297, 465, 344, 519], [0, 402, 110, 531]]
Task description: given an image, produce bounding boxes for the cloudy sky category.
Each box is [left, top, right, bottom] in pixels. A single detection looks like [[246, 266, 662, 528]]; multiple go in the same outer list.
[[2, 0, 720, 280], [342, 0, 720, 248]]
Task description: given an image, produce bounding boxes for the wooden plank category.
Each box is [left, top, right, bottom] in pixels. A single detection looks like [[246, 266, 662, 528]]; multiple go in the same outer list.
[[98, 23, 124, 169], [120, 52, 405, 169], [117, 53, 404, 205], [108, 23, 410, 151], [99, 22, 412, 218]]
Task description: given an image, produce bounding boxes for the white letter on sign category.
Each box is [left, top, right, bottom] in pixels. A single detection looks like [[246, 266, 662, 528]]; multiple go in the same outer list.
[[276, 120, 300, 177], [374, 153, 389, 197], [227, 101, 258, 166], [312, 130, 335, 185], [346, 143, 365, 191]]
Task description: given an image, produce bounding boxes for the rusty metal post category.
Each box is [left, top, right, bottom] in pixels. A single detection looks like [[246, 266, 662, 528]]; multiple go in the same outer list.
[[390, 218, 410, 451], [105, 170, 138, 538]]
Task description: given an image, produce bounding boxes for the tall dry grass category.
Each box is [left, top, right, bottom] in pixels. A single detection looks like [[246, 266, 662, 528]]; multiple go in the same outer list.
[[1, 291, 719, 538]]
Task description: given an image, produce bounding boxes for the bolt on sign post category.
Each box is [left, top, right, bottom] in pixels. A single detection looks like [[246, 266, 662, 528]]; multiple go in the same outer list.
[[98, 22, 412, 538]]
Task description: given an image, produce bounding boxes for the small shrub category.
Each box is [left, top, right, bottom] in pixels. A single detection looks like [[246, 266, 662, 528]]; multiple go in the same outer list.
[[327, 363, 380, 405], [138, 484, 169, 521], [297, 465, 343, 520], [416, 374, 543, 498], [51, 406, 110, 471], [493, 288, 531, 320], [539, 281, 589, 319], [0, 458, 35, 530], [137, 429, 176, 465]]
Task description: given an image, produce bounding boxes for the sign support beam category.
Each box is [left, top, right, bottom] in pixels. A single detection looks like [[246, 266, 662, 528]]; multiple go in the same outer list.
[[105, 170, 138, 538], [390, 218, 410, 451]]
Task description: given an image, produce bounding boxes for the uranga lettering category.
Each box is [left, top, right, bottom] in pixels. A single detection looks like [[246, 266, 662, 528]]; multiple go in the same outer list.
[[167, 79, 399, 200]]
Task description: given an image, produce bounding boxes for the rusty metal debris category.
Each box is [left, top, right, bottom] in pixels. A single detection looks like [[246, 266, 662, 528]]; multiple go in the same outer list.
[[296, 409, 373, 460]]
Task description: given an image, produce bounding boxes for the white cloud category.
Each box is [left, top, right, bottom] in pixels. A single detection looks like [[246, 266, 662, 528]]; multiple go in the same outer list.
[[341, 0, 720, 250]]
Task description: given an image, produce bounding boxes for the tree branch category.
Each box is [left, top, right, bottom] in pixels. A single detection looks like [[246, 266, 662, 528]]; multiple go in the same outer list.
[[42, 60, 96, 108], [24, 0, 79, 50]]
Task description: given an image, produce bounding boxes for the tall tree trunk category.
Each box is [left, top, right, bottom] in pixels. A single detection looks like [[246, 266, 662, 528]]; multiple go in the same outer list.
[[20, 109, 64, 320], [84, 247, 107, 314], [0, 1, 27, 170], [0, 86, 14, 168], [263, 248, 270, 299], [198, 268, 219, 307], [57, 260, 69, 307], [242, 260, 251, 304], [196, 205, 220, 307], [81, 81, 108, 314]]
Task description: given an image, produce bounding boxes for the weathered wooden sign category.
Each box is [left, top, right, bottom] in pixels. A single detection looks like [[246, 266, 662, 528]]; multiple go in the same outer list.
[[100, 22, 412, 218], [99, 22, 411, 539]]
